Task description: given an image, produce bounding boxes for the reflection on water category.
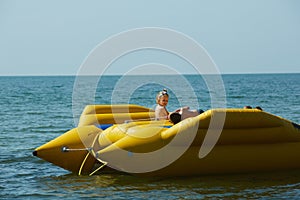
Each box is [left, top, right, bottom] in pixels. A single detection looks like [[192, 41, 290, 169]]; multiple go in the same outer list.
[[36, 170, 300, 199]]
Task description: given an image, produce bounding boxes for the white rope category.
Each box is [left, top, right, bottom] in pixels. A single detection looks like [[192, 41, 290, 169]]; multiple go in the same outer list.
[[61, 146, 92, 152]]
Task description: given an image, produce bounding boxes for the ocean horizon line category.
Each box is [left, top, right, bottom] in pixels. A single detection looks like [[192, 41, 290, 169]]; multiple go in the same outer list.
[[0, 72, 299, 77]]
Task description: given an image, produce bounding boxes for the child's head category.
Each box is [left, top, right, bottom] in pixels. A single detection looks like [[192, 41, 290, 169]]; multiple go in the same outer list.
[[169, 112, 181, 124], [156, 89, 169, 107]]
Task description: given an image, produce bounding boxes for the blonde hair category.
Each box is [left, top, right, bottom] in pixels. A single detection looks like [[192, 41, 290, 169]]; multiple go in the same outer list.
[[156, 88, 169, 104]]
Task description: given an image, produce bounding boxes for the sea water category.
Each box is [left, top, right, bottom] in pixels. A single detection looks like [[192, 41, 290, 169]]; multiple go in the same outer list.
[[0, 74, 299, 199]]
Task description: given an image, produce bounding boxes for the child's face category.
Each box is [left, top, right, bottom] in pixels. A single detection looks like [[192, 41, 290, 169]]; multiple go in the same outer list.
[[158, 96, 169, 107]]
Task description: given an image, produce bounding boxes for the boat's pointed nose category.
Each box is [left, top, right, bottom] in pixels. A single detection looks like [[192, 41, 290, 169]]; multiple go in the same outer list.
[[33, 126, 101, 174], [32, 150, 38, 156]]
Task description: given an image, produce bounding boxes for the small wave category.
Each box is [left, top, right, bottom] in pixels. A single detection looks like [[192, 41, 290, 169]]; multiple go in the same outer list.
[[228, 95, 245, 99]]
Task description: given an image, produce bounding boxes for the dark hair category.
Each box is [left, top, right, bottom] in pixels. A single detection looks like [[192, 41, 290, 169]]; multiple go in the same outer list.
[[244, 106, 252, 109], [169, 112, 181, 124], [255, 106, 263, 111]]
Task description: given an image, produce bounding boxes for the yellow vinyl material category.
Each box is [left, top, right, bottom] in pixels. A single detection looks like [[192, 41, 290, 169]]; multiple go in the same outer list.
[[34, 104, 300, 176], [78, 112, 155, 126], [78, 104, 154, 126], [81, 104, 154, 115], [34, 126, 102, 174]]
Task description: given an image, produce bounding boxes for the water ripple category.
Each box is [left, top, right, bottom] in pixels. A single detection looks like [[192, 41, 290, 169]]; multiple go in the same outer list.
[[0, 75, 299, 199]]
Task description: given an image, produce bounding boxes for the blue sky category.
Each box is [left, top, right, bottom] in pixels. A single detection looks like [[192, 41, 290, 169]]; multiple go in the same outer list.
[[0, 0, 299, 75]]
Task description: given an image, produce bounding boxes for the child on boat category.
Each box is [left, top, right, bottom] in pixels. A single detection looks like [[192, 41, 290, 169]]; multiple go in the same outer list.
[[169, 107, 204, 124], [155, 89, 169, 120]]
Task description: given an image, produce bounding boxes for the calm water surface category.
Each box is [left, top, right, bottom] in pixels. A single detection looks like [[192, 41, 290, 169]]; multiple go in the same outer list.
[[0, 74, 299, 199]]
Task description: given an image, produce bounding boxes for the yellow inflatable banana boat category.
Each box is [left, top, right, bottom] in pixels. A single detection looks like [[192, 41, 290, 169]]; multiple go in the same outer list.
[[33, 104, 300, 176]]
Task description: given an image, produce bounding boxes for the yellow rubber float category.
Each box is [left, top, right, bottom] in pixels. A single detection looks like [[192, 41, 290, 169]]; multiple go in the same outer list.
[[33, 104, 300, 176]]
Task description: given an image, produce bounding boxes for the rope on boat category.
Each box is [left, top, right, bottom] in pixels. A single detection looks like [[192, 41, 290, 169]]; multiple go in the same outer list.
[[61, 146, 92, 152], [74, 117, 168, 175], [89, 158, 108, 176], [78, 152, 91, 176], [77, 132, 108, 176]]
